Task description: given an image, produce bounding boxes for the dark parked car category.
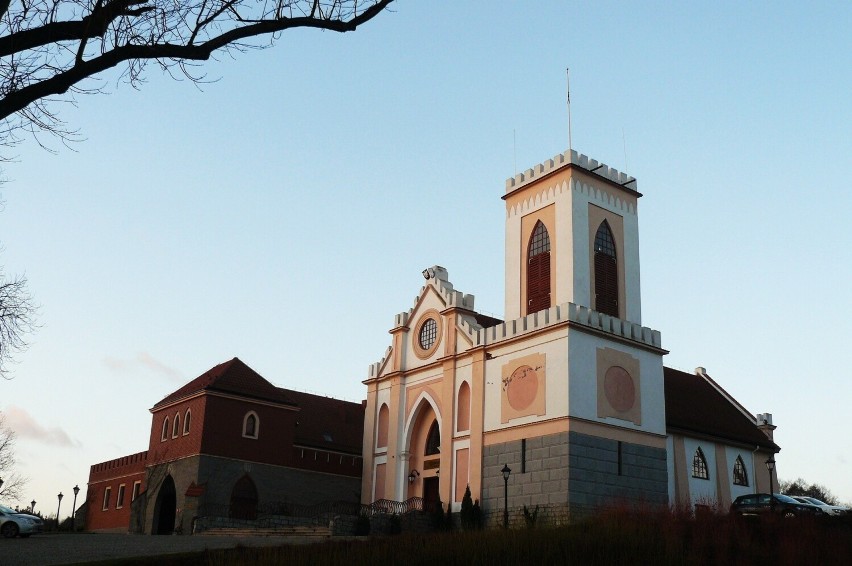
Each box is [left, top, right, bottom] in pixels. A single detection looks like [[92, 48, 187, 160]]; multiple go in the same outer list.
[[730, 493, 824, 518]]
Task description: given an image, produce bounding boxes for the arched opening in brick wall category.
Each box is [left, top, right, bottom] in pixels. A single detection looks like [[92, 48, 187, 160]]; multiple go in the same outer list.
[[229, 475, 258, 520], [152, 475, 176, 535]]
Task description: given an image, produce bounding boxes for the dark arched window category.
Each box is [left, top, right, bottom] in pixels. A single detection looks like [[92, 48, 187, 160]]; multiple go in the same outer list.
[[183, 409, 191, 434], [733, 455, 748, 486], [161, 417, 169, 441], [527, 221, 551, 314], [594, 220, 618, 317], [425, 420, 440, 456], [243, 412, 259, 439], [692, 447, 709, 480], [172, 413, 180, 438], [229, 475, 258, 520]]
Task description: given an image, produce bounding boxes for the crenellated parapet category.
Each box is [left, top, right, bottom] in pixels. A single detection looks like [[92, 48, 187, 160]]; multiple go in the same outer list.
[[505, 176, 637, 219], [367, 345, 393, 380], [391, 266, 476, 332], [476, 302, 662, 351], [505, 149, 637, 194]]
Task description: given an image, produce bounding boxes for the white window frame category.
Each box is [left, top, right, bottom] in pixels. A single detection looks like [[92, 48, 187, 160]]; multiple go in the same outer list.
[[242, 410, 260, 439], [102, 487, 112, 511], [116, 484, 126, 509]]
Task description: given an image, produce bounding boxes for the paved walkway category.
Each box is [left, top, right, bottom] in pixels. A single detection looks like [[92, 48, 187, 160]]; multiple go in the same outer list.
[[1, 532, 319, 565]]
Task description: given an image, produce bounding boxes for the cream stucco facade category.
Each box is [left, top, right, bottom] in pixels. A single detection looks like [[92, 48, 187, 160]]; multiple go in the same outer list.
[[362, 149, 778, 519]]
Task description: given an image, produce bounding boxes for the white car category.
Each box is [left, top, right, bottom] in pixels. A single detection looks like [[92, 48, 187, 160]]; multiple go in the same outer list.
[[790, 496, 848, 516], [0, 504, 44, 538]]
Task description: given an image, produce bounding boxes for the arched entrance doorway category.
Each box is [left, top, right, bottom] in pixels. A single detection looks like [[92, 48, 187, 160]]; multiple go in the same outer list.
[[229, 475, 258, 520], [152, 475, 176, 535], [406, 398, 442, 508]]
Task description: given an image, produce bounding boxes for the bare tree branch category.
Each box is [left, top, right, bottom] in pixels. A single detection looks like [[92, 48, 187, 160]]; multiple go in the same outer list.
[[0, 0, 394, 148], [0, 412, 28, 502], [0, 270, 38, 379]]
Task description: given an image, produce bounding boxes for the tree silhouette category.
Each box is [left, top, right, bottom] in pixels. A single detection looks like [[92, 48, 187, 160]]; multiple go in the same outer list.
[[0, 0, 394, 149], [0, 411, 27, 501], [0, 270, 36, 380]]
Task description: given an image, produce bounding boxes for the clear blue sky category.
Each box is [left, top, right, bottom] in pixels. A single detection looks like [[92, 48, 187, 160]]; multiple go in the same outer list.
[[1, 0, 850, 515]]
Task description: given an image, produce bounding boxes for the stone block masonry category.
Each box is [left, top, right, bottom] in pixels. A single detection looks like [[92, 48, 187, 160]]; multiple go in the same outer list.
[[481, 430, 668, 521]]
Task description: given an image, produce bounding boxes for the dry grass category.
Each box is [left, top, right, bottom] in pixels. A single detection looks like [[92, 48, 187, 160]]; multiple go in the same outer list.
[[98, 508, 852, 566]]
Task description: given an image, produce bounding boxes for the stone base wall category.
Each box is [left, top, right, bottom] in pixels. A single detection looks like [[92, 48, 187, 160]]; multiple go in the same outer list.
[[567, 431, 668, 511], [482, 432, 570, 514], [481, 430, 668, 521], [142, 454, 362, 535]]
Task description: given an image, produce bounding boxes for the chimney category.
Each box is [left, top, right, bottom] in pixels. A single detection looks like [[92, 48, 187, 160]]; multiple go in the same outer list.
[[756, 412, 776, 441]]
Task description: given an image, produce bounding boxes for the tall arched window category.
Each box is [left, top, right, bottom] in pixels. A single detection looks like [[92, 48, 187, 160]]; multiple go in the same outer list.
[[733, 455, 748, 486], [161, 417, 169, 441], [243, 411, 259, 439], [172, 413, 180, 438], [376, 404, 389, 449], [425, 420, 440, 456], [527, 221, 551, 314], [594, 220, 618, 317], [692, 447, 709, 479], [456, 382, 471, 432], [183, 409, 192, 435]]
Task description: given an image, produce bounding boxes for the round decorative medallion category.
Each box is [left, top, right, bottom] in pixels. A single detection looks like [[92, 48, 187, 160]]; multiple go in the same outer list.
[[505, 365, 539, 411], [604, 366, 635, 412]]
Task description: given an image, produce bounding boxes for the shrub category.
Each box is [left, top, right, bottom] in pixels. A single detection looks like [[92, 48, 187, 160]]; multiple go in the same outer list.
[[523, 504, 539, 528]]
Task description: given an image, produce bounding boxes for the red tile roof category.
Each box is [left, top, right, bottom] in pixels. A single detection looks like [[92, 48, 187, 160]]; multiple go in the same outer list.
[[284, 390, 364, 455], [152, 358, 364, 455], [664, 367, 779, 451], [152, 357, 296, 409]]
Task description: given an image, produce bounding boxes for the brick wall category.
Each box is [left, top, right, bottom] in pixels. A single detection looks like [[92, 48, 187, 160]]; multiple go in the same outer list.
[[86, 451, 148, 532]]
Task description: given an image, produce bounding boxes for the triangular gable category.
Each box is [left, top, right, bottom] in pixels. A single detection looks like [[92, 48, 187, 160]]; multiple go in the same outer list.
[[367, 266, 499, 379]]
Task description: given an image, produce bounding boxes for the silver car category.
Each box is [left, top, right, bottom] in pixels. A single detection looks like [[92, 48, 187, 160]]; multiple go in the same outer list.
[[791, 496, 848, 516], [0, 504, 44, 538]]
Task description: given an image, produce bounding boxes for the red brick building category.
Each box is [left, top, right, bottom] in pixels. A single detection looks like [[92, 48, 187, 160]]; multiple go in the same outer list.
[[85, 358, 364, 533]]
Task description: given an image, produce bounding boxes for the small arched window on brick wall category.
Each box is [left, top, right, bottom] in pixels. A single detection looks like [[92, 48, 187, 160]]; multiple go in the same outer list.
[[183, 409, 191, 435], [161, 416, 169, 442], [594, 220, 619, 317], [243, 411, 259, 439], [172, 412, 181, 438], [527, 221, 551, 314]]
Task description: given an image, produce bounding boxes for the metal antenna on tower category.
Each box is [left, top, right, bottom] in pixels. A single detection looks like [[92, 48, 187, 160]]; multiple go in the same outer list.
[[566, 67, 573, 156]]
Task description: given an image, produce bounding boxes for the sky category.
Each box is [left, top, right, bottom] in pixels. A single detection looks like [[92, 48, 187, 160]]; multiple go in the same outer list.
[[1, 0, 850, 516]]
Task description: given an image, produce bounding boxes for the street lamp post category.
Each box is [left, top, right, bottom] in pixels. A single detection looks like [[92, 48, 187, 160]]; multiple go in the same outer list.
[[31, 500, 36, 514], [765, 458, 776, 512], [501, 464, 512, 529], [72, 485, 80, 530], [57, 492, 63, 528]]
